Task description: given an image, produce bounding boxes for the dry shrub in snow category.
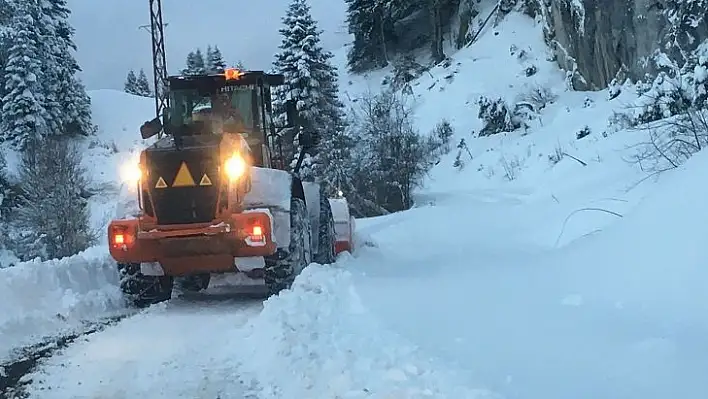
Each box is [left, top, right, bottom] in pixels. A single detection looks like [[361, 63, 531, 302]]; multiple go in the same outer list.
[[347, 90, 441, 214], [477, 96, 520, 136], [518, 84, 557, 111], [627, 109, 708, 172]]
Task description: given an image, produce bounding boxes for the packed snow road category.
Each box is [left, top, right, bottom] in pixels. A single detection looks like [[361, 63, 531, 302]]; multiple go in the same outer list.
[[17, 284, 266, 399], [8, 270, 488, 399]]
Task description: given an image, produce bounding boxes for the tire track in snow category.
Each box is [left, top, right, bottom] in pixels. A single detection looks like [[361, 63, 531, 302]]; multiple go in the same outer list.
[[1, 314, 130, 398], [19, 289, 265, 399]]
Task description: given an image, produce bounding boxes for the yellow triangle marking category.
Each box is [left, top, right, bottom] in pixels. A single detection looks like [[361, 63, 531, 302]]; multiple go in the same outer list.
[[199, 173, 212, 186], [172, 162, 196, 187], [155, 176, 168, 189]]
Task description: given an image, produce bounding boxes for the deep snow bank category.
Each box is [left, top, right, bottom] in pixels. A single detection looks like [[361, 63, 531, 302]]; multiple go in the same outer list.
[[554, 148, 708, 319], [232, 258, 498, 399], [345, 148, 708, 399], [0, 246, 125, 362]]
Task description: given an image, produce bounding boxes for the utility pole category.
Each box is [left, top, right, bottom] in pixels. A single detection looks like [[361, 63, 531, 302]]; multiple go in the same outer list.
[[137, 0, 170, 137]]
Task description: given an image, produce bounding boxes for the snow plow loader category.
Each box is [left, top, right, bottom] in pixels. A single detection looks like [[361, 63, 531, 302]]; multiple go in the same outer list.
[[107, 68, 353, 307]]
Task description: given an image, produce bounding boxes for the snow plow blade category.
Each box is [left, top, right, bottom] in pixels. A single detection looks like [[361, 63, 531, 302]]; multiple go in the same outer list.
[[329, 197, 355, 254], [107, 210, 277, 276]]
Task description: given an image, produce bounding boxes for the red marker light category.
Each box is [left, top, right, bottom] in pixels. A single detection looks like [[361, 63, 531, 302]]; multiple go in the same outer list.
[[252, 225, 263, 237], [249, 224, 265, 243]]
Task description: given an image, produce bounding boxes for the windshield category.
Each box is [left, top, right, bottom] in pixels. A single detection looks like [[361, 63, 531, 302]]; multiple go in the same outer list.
[[168, 86, 255, 134]]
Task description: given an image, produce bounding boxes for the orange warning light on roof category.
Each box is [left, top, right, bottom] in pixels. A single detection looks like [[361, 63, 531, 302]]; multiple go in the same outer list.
[[224, 68, 243, 80]]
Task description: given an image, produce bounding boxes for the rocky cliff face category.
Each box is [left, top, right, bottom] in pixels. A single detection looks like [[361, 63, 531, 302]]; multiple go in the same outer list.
[[530, 0, 708, 90]]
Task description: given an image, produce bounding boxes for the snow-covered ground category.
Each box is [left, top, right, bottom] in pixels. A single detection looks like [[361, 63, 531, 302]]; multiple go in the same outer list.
[[3, 3, 708, 399], [349, 148, 708, 399]]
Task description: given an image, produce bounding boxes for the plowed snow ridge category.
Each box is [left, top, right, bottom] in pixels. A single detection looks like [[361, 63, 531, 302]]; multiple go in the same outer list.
[[0, 246, 126, 363], [230, 260, 495, 399]]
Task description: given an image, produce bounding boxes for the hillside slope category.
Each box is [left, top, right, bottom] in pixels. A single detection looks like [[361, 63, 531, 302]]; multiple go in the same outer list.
[[3, 3, 708, 398], [330, 9, 708, 399]]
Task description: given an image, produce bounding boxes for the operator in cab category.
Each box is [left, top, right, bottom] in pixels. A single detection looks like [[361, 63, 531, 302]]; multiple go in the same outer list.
[[189, 93, 245, 133]]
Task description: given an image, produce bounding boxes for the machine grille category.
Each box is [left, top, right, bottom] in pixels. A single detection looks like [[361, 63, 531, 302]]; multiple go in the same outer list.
[[145, 144, 221, 225]]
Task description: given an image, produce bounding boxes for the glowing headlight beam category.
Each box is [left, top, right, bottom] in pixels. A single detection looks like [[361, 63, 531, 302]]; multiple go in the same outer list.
[[120, 159, 142, 184], [224, 153, 247, 180]]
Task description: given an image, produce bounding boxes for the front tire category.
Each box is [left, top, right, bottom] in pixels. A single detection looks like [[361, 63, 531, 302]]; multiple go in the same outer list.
[[117, 263, 173, 308], [264, 196, 312, 296]]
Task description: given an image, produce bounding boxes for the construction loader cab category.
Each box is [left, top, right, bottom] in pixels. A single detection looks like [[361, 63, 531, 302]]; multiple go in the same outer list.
[[153, 69, 297, 168]]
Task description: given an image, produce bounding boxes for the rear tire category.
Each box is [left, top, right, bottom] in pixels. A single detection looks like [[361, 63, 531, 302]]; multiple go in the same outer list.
[[117, 263, 173, 308], [264, 196, 312, 296], [314, 192, 336, 265]]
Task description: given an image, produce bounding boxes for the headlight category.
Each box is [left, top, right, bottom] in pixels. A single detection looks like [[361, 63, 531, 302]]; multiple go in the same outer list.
[[120, 160, 142, 184], [224, 153, 247, 180]]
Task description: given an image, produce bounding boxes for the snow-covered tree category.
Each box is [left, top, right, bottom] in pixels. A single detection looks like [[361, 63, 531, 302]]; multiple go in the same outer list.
[[206, 45, 227, 73], [182, 49, 206, 75], [1, 5, 50, 148], [39, 0, 93, 136], [11, 136, 95, 261], [345, 0, 389, 72], [124, 69, 139, 94], [273, 0, 350, 186], [135, 69, 152, 97]]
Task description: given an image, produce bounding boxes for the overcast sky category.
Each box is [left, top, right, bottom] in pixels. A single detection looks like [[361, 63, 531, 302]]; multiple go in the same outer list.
[[66, 0, 349, 90]]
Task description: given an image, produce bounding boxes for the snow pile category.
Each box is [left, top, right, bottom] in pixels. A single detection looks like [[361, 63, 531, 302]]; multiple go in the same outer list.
[[0, 246, 125, 363], [557, 148, 708, 318], [232, 259, 497, 399]]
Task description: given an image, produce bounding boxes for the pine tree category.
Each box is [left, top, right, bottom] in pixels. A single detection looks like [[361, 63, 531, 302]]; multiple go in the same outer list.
[[62, 78, 93, 136], [0, 0, 18, 110], [273, 0, 350, 186], [135, 69, 152, 97], [182, 49, 206, 75], [1, 5, 49, 148], [124, 69, 139, 94], [39, 0, 93, 136], [345, 0, 389, 72], [206, 45, 227, 73]]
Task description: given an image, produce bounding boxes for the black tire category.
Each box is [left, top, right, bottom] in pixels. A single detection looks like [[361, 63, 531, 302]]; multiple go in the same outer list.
[[314, 191, 336, 265], [264, 196, 312, 296], [117, 262, 174, 308], [175, 273, 211, 292]]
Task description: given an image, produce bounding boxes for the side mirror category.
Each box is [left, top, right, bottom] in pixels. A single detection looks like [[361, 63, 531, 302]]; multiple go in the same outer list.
[[285, 99, 298, 127], [140, 117, 162, 139]]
